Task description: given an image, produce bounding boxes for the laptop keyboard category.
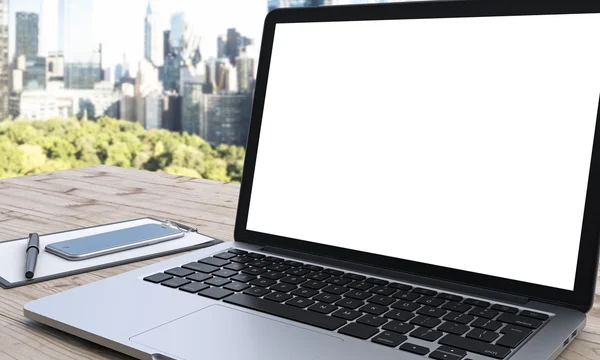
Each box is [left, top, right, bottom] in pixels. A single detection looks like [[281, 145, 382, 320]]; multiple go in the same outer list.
[[143, 249, 550, 359]]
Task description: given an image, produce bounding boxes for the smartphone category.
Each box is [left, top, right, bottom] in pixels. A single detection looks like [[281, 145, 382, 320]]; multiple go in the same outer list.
[[45, 224, 185, 261]]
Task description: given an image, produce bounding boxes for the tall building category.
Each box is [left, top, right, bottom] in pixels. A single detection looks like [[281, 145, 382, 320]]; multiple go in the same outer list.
[[163, 30, 171, 58], [65, 62, 101, 89], [16, 12, 39, 58], [0, 0, 8, 119], [59, 0, 95, 63], [182, 82, 203, 135], [170, 12, 186, 50], [120, 82, 136, 121], [217, 35, 226, 59], [162, 92, 181, 131], [47, 52, 65, 81], [236, 53, 256, 93], [135, 60, 163, 129], [144, 0, 163, 67], [23, 56, 47, 90]]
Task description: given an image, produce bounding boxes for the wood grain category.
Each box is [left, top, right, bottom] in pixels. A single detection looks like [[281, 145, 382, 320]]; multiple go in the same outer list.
[[0, 165, 598, 359]]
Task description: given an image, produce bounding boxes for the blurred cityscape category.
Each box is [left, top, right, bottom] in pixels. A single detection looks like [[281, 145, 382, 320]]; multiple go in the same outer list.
[[0, 0, 391, 148]]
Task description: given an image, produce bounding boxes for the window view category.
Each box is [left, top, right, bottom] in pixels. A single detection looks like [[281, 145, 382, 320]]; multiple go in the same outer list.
[[0, 0, 393, 181]]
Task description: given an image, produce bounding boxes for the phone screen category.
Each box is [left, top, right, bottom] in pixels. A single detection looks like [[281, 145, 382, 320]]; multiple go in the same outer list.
[[46, 224, 183, 257]]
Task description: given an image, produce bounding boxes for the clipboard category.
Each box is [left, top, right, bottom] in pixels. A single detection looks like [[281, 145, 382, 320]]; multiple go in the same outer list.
[[0, 217, 222, 289]]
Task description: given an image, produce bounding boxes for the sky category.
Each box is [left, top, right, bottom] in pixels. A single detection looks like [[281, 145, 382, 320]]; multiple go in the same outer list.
[[9, 0, 268, 73]]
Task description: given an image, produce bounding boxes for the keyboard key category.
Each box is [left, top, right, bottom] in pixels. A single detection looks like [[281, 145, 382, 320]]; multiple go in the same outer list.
[[443, 311, 474, 325], [392, 299, 420, 312], [214, 252, 237, 260], [417, 296, 445, 307], [369, 295, 395, 306], [264, 256, 284, 263], [463, 298, 491, 308], [249, 278, 276, 287], [393, 291, 420, 301], [339, 323, 379, 340], [199, 257, 230, 267], [520, 310, 549, 321], [286, 268, 311, 276], [291, 288, 318, 298], [261, 271, 286, 280], [228, 249, 248, 255], [497, 313, 542, 329], [369, 286, 396, 296], [383, 320, 414, 334], [342, 273, 366, 281], [313, 293, 341, 304], [491, 304, 519, 314], [439, 334, 511, 359], [242, 267, 267, 276], [248, 260, 272, 268], [417, 306, 446, 318], [307, 302, 337, 314], [243, 286, 271, 297], [410, 327, 443, 342], [305, 272, 331, 281], [198, 287, 233, 300], [144, 273, 172, 283], [285, 297, 315, 308], [497, 325, 532, 348], [223, 281, 250, 292], [205, 277, 231, 287], [389, 283, 412, 291], [179, 281, 209, 293], [280, 275, 306, 285], [359, 303, 389, 316], [371, 331, 407, 347], [413, 288, 437, 296], [303, 264, 323, 271], [364, 277, 388, 286], [348, 281, 374, 290], [441, 301, 471, 313], [270, 282, 297, 293], [165, 267, 195, 277], [345, 290, 371, 301], [357, 314, 387, 327], [182, 262, 219, 273], [322, 268, 344, 276], [436, 345, 467, 357], [231, 255, 253, 264], [230, 273, 257, 283], [472, 318, 503, 331], [161, 277, 191, 288], [326, 276, 352, 286], [283, 260, 303, 267], [247, 252, 266, 259], [437, 321, 470, 335], [212, 269, 237, 278], [264, 292, 293, 303], [187, 273, 212, 282], [302, 280, 328, 290], [410, 315, 441, 328], [224, 293, 346, 331], [267, 264, 291, 272], [437, 293, 463, 302], [400, 342, 430, 356], [429, 350, 462, 360], [468, 307, 499, 319], [335, 298, 364, 310], [322, 285, 349, 295], [332, 308, 361, 320], [224, 262, 248, 271], [384, 309, 414, 322], [466, 328, 499, 343]]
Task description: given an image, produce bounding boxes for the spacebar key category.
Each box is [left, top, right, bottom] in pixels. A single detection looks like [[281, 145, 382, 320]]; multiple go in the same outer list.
[[439, 334, 511, 359], [224, 293, 346, 330]]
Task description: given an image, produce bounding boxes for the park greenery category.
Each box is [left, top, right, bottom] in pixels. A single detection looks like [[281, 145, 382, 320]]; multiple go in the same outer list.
[[0, 117, 245, 182]]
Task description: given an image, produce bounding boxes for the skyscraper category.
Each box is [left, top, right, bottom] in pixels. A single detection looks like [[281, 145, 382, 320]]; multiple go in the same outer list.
[[268, 0, 332, 10], [0, 0, 7, 119], [59, 0, 95, 63], [163, 30, 171, 58], [16, 12, 39, 58], [144, 0, 163, 67]]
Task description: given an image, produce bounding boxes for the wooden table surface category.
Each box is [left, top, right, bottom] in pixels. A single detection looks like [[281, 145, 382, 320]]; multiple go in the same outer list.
[[0, 165, 599, 360]]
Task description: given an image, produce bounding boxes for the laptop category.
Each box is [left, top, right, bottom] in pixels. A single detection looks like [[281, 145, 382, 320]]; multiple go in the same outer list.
[[24, 1, 600, 359]]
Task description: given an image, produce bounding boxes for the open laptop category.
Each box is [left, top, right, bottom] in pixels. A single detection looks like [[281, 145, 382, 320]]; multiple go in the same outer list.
[[24, 1, 600, 359]]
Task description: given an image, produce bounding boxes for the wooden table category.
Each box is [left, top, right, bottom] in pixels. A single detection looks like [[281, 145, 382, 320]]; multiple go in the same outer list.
[[0, 165, 599, 359]]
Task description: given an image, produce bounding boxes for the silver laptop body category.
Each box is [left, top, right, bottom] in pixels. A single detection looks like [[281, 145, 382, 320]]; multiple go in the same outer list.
[[24, 1, 600, 360]]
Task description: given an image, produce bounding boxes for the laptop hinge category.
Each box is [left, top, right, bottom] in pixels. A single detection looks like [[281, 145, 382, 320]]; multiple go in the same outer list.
[[262, 245, 530, 306]]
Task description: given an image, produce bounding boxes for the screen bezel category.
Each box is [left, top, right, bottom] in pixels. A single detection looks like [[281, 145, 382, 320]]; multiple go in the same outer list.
[[234, 0, 600, 312]]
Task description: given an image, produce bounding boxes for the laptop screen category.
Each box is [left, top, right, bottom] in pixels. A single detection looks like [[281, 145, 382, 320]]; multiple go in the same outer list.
[[247, 13, 600, 291]]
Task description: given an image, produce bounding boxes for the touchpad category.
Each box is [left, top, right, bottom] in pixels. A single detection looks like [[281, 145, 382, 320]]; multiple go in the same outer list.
[[130, 305, 343, 360]]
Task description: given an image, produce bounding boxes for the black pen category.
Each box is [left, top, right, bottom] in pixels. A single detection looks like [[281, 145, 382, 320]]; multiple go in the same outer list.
[[25, 233, 40, 279]]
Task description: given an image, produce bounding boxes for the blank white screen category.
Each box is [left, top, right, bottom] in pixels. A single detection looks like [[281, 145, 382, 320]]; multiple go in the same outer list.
[[247, 14, 600, 291]]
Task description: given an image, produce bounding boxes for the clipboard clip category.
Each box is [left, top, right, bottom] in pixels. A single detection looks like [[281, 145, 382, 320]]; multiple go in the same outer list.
[[160, 219, 198, 234]]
